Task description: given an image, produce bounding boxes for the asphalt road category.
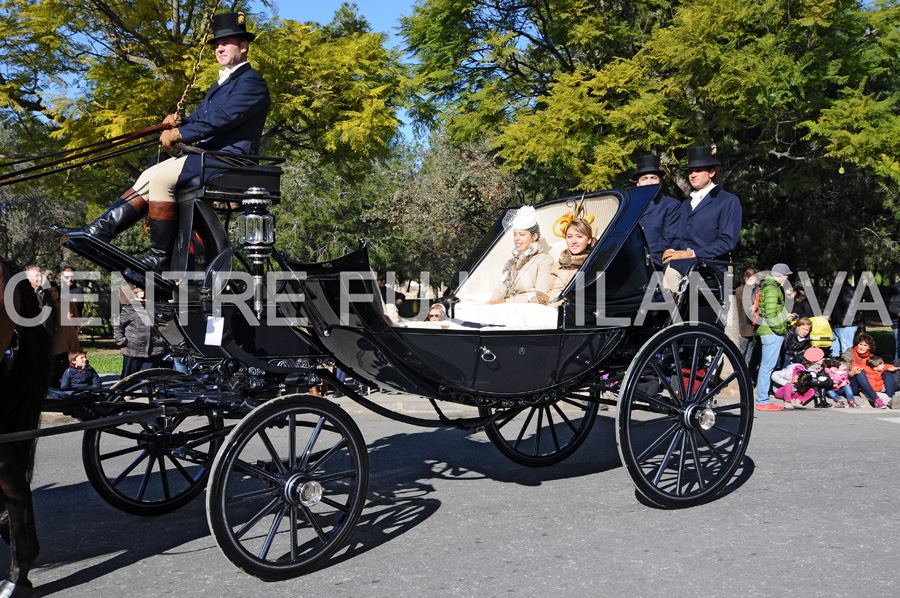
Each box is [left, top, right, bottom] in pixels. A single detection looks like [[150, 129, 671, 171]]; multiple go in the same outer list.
[[4, 398, 899, 597]]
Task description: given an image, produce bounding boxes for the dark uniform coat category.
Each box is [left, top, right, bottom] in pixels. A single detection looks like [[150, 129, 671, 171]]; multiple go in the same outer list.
[[668, 185, 742, 275], [639, 194, 681, 269], [171, 63, 271, 187]]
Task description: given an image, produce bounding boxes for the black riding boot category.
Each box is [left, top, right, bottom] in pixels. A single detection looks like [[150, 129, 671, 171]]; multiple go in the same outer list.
[[139, 202, 178, 273], [52, 189, 147, 243]]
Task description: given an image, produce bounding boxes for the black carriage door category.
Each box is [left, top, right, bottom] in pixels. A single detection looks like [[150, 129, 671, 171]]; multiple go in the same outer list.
[[471, 331, 563, 394]]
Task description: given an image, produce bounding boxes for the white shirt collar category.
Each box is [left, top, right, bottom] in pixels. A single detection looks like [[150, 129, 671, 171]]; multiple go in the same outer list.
[[217, 61, 249, 86], [689, 183, 717, 209]]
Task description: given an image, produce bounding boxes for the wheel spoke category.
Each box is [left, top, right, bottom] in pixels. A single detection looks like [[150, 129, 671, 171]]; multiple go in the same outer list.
[[633, 387, 679, 413], [288, 415, 297, 471], [307, 438, 349, 473], [688, 431, 706, 492], [698, 429, 727, 466], [100, 443, 146, 461], [710, 424, 744, 440], [298, 503, 329, 543], [290, 505, 299, 561], [299, 417, 326, 471], [234, 496, 282, 540], [259, 504, 288, 561], [320, 495, 351, 512], [159, 456, 171, 500], [649, 358, 684, 407], [312, 468, 357, 484], [165, 452, 200, 484], [558, 397, 592, 412], [629, 414, 678, 428], [652, 429, 682, 485], [635, 421, 680, 463], [136, 455, 156, 501], [259, 431, 288, 476], [109, 449, 150, 487], [551, 402, 578, 435], [675, 431, 687, 495], [532, 408, 545, 457], [232, 458, 284, 486], [544, 407, 562, 454], [493, 408, 526, 430], [226, 486, 280, 506], [512, 407, 537, 450], [669, 340, 689, 404]]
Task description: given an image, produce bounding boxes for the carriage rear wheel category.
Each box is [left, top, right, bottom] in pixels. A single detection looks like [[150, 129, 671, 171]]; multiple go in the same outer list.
[[617, 323, 753, 508], [82, 368, 224, 516], [206, 395, 368, 580], [478, 390, 600, 467]]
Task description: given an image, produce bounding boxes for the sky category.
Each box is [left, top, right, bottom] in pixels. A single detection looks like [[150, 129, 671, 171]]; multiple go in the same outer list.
[[261, 1, 416, 47]]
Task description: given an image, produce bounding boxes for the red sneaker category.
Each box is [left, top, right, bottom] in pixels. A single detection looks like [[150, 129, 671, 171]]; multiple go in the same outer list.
[[755, 403, 784, 411]]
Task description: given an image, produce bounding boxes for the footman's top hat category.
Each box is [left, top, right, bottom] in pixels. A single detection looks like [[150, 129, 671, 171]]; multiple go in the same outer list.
[[683, 145, 720, 168], [632, 155, 665, 180], [208, 12, 256, 44]]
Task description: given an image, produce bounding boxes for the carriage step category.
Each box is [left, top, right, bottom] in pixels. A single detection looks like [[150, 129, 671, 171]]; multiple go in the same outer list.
[[59, 232, 178, 294]]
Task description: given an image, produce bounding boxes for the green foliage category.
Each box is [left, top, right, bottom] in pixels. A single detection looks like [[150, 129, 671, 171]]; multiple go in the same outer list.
[[402, 0, 900, 276]]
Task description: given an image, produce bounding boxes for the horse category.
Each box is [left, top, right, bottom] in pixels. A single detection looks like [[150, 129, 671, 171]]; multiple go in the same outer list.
[[0, 259, 53, 598]]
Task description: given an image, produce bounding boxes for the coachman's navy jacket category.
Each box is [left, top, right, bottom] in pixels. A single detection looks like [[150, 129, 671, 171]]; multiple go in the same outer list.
[[668, 185, 742, 274], [170, 63, 271, 187]]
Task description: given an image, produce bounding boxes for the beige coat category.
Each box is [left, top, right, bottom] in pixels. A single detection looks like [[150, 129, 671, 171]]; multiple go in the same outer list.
[[549, 264, 578, 299], [490, 252, 554, 304]]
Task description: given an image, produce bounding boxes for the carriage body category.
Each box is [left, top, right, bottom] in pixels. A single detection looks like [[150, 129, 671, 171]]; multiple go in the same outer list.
[[41, 153, 753, 582], [284, 184, 666, 406]]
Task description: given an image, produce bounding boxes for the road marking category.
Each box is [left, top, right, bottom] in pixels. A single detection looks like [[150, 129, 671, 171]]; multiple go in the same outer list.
[[878, 417, 900, 423]]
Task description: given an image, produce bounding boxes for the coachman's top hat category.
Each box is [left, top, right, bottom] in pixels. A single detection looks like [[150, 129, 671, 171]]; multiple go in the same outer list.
[[207, 12, 256, 44], [683, 145, 720, 168], [632, 154, 665, 180]]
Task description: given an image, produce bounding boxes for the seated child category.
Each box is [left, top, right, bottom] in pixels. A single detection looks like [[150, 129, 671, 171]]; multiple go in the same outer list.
[[771, 362, 814, 409], [60, 351, 101, 389], [803, 347, 832, 408], [824, 357, 856, 407], [863, 356, 896, 408]]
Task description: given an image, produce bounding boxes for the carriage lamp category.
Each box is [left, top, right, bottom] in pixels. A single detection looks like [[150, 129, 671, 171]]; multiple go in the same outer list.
[[239, 188, 276, 319], [238, 188, 275, 246]]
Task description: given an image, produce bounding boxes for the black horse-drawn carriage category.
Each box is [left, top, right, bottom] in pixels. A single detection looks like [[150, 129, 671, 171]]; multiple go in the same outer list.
[[6, 153, 753, 582]]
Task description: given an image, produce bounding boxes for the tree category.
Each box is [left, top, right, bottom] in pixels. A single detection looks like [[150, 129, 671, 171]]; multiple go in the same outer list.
[[0, 1, 407, 190], [402, 0, 900, 272]]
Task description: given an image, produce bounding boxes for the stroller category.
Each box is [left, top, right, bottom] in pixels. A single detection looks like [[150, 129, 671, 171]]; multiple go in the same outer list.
[[809, 316, 836, 407]]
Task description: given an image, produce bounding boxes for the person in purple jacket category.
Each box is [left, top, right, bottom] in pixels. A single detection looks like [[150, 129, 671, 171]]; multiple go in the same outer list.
[[661, 145, 742, 291], [54, 12, 271, 272], [634, 154, 681, 271]]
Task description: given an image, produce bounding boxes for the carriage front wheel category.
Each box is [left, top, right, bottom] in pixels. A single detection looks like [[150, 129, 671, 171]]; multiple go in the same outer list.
[[617, 322, 753, 508], [206, 395, 368, 580], [82, 368, 224, 516]]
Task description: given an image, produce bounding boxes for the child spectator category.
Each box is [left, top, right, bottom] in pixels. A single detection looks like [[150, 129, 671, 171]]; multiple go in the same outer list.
[[841, 332, 878, 403], [771, 362, 814, 409], [780, 317, 812, 368], [803, 347, 832, 408], [60, 350, 101, 389], [824, 358, 856, 408], [863, 356, 896, 408]]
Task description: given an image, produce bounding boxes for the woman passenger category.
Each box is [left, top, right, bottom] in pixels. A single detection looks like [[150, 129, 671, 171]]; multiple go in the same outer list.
[[489, 206, 553, 305], [549, 218, 595, 300]]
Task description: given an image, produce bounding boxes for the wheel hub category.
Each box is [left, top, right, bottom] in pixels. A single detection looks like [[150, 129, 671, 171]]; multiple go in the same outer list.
[[284, 474, 324, 507], [684, 404, 716, 431]]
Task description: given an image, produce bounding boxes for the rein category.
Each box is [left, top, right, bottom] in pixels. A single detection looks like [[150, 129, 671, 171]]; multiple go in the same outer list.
[[0, 124, 168, 188], [0, 0, 228, 187]]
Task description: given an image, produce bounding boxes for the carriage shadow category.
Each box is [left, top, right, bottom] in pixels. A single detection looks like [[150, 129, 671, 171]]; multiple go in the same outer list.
[[5, 412, 754, 589], [331, 414, 623, 565]]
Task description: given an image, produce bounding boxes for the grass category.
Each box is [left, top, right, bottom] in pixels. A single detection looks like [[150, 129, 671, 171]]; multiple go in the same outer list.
[[83, 338, 123, 375], [85, 351, 123, 375]]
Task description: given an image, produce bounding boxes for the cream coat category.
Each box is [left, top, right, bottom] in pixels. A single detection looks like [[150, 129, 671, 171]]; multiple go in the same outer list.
[[549, 264, 579, 299], [490, 252, 554, 304]]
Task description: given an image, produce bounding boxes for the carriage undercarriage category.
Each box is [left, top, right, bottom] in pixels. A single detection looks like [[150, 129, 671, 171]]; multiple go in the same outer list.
[[1, 159, 753, 581]]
